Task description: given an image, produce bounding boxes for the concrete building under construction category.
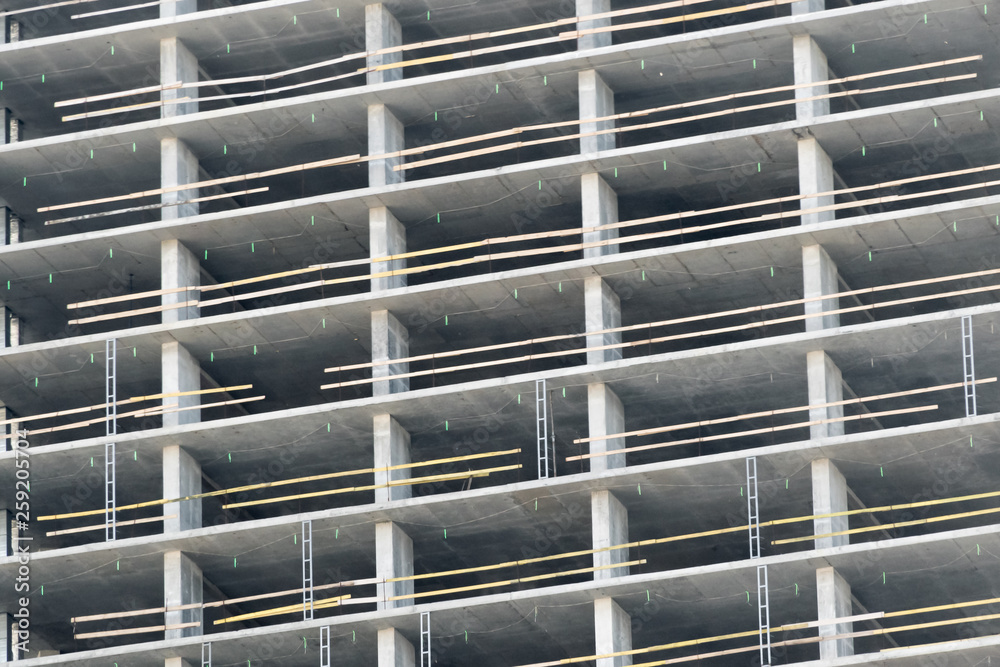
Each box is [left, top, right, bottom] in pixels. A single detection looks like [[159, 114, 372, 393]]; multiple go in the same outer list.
[[2, 0, 1000, 664]]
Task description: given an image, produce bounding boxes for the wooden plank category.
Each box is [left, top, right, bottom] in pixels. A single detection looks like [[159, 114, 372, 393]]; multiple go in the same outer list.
[[40, 448, 519, 521], [222, 464, 521, 509], [10, 394, 262, 441], [45, 514, 172, 537], [214, 594, 351, 625], [566, 404, 936, 461], [74, 622, 199, 640], [45, 187, 269, 225], [398, 74, 975, 172], [0, 0, 97, 18], [573, 378, 996, 444], [772, 505, 1000, 546], [389, 559, 647, 603], [0, 384, 252, 428], [38, 155, 361, 213]]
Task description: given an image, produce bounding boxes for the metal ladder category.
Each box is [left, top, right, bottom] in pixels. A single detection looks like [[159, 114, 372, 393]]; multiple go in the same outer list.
[[757, 564, 772, 666], [420, 611, 431, 667], [962, 315, 977, 417], [302, 519, 314, 620], [536, 379, 554, 478], [105, 339, 117, 542], [746, 456, 760, 559], [319, 626, 331, 667], [201, 642, 211, 667]]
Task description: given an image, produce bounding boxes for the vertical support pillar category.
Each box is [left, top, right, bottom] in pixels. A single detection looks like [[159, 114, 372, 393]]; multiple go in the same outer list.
[[161, 0, 196, 17], [162, 341, 201, 427], [376, 522, 414, 610], [797, 137, 834, 226], [802, 245, 839, 331], [372, 310, 409, 395], [161, 239, 200, 323], [0, 307, 19, 348], [378, 628, 415, 667], [581, 174, 619, 258], [807, 351, 843, 439], [585, 277, 622, 364], [594, 598, 632, 667], [0, 110, 22, 145], [0, 206, 17, 245], [163, 551, 203, 639], [4, 17, 21, 43], [579, 70, 615, 154], [368, 104, 405, 187], [163, 445, 202, 533], [816, 566, 854, 658], [370, 207, 407, 291], [366, 3, 403, 85], [811, 459, 849, 549], [374, 414, 411, 503], [592, 490, 629, 579], [161, 138, 200, 219], [587, 383, 625, 472], [792, 0, 825, 15], [0, 612, 12, 662], [793, 36, 829, 120], [0, 510, 10, 558], [164, 659, 194, 667], [160, 38, 199, 117], [576, 0, 612, 50]]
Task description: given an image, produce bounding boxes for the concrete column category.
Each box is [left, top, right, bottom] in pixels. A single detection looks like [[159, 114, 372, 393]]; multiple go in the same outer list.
[[0, 405, 17, 449], [164, 659, 194, 667], [163, 445, 202, 533], [370, 207, 407, 291], [812, 458, 849, 549], [0, 307, 19, 348], [161, 239, 200, 323], [585, 277, 622, 365], [816, 566, 854, 658], [366, 3, 403, 85], [160, 37, 198, 117], [581, 174, 619, 259], [594, 598, 632, 667], [161, 341, 201, 427], [375, 522, 413, 610], [0, 612, 12, 662], [4, 17, 21, 43], [0, 109, 21, 145], [0, 510, 10, 558], [374, 414, 411, 503], [793, 35, 829, 120], [377, 628, 415, 667], [576, 0, 612, 50], [587, 383, 625, 473], [803, 244, 839, 332], [161, 0, 195, 18], [797, 137, 834, 226], [163, 551, 202, 639], [161, 138, 200, 219], [579, 70, 615, 154], [0, 207, 19, 245], [807, 350, 843, 439], [792, 0, 825, 15], [592, 490, 629, 579], [368, 104, 405, 187], [372, 310, 409, 396]]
